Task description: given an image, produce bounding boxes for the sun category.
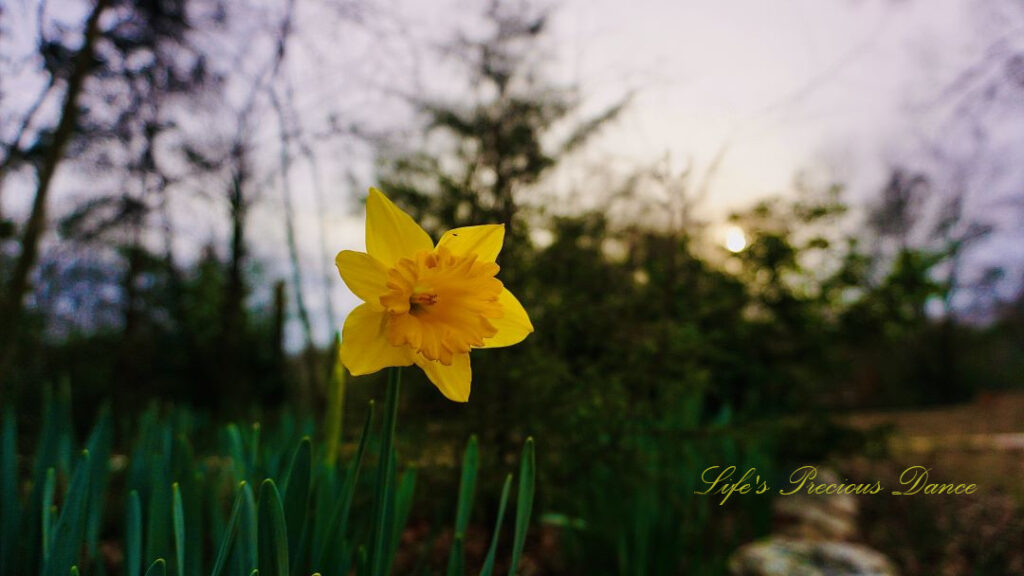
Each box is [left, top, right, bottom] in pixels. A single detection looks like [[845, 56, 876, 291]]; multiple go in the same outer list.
[[724, 225, 747, 253]]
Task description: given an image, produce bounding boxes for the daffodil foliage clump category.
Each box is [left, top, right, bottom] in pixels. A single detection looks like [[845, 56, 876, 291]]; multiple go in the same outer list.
[[0, 387, 534, 576]]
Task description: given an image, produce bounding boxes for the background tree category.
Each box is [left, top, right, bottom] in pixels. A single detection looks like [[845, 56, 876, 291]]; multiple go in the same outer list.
[[375, 0, 628, 460], [0, 0, 107, 387]]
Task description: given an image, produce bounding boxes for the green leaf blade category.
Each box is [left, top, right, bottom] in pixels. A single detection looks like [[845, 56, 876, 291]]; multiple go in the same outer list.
[[172, 483, 186, 576], [125, 490, 143, 576], [480, 474, 513, 576], [45, 450, 93, 576], [210, 482, 246, 576], [144, 558, 166, 576], [447, 436, 479, 576], [257, 479, 289, 576], [282, 438, 311, 575], [509, 438, 535, 576]]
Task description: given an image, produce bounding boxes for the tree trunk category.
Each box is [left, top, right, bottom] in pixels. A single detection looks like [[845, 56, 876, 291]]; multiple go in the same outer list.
[[272, 280, 286, 370], [116, 221, 145, 395], [217, 142, 249, 410], [271, 92, 320, 404], [0, 0, 107, 388]]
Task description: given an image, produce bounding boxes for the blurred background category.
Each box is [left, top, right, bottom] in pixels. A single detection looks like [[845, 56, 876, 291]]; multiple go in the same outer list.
[[1, 0, 1023, 573]]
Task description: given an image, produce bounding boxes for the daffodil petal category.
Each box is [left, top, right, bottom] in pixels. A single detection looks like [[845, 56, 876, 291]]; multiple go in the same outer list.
[[480, 288, 533, 348], [341, 304, 413, 375], [437, 224, 505, 263], [414, 353, 471, 402], [336, 250, 389, 306], [365, 187, 434, 267]]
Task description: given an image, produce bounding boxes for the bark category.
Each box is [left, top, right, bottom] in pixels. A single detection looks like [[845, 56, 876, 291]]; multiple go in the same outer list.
[[220, 143, 249, 386], [298, 141, 337, 331], [271, 91, 321, 399], [116, 222, 144, 387], [272, 280, 286, 370], [0, 77, 57, 211], [0, 0, 107, 386]]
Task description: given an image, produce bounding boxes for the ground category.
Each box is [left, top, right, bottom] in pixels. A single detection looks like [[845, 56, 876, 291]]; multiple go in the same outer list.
[[843, 392, 1024, 575]]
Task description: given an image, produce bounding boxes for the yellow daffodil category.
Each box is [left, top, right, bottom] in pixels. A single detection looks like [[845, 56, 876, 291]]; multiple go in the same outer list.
[[336, 188, 533, 402]]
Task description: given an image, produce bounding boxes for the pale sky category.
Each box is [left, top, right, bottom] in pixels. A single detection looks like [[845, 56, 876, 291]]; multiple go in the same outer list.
[[299, 0, 1022, 343], [547, 0, 1011, 207], [2, 0, 1022, 345]]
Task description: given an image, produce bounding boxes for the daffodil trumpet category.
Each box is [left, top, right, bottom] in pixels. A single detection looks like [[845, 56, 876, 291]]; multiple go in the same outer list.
[[336, 187, 533, 402]]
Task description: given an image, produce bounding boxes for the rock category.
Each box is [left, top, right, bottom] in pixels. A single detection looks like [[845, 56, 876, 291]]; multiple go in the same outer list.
[[775, 468, 859, 540], [729, 537, 899, 576], [728, 467, 899, 575]]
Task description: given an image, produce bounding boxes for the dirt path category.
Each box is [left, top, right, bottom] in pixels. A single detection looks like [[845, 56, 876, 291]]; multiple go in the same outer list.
[[846, 391, 1024, 436], [839, 391, 1024, 575], [844, 391, 1024, 494]]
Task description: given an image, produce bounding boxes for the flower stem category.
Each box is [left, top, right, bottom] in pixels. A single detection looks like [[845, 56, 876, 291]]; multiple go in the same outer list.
[[371, 367, 401, 576], [324, 334, 346, 468]]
